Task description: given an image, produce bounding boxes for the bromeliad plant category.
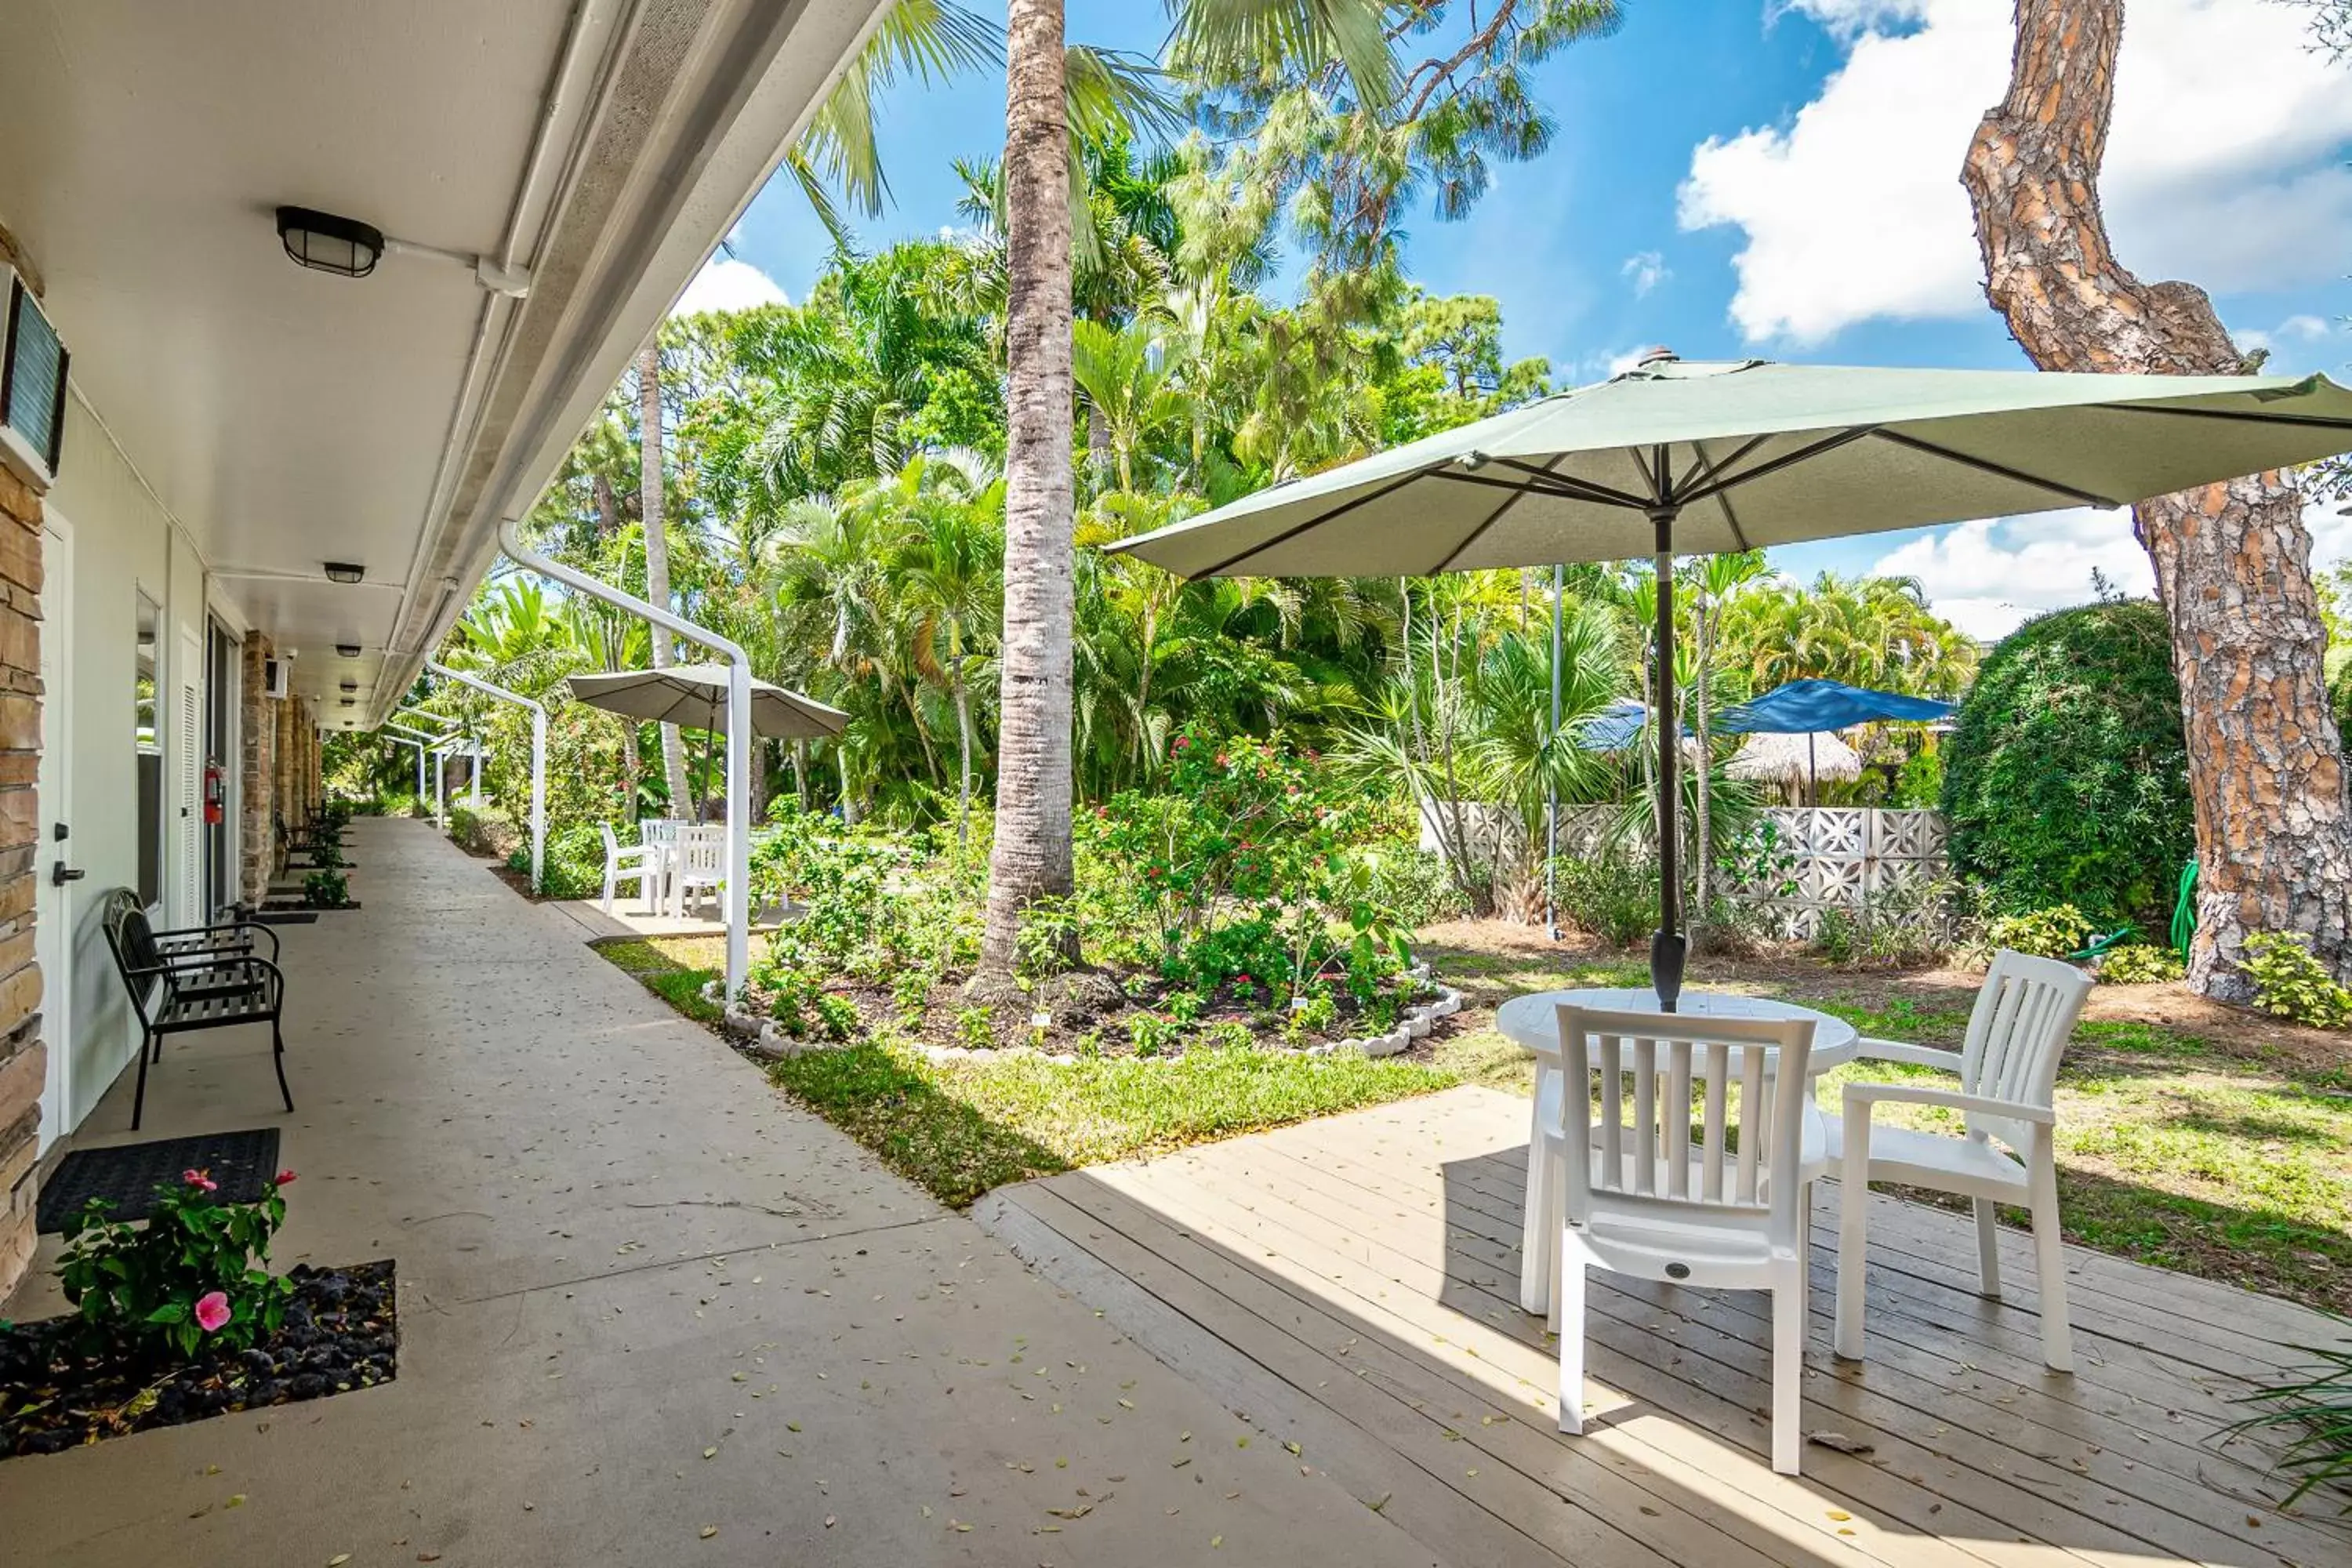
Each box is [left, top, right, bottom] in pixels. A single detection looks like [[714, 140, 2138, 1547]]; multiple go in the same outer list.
[[55, 1168, 298, 1360]]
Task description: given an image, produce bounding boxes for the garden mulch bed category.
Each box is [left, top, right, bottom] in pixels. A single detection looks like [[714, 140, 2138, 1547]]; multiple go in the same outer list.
[[0, 1261, 398, 1458]]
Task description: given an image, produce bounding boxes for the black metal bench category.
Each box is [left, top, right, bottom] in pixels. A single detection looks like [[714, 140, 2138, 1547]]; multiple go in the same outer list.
[[101, 891, 292, 1131]]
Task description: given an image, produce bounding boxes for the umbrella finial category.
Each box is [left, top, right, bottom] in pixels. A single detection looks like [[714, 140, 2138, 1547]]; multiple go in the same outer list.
[[1637, 345, 1679, 368]]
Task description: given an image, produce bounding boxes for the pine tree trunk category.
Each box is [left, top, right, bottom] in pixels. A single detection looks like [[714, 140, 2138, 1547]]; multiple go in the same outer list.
[[1964, 0, 2352, 1000], [975, 0, 1078, 983], [638, 342, 690, 815]]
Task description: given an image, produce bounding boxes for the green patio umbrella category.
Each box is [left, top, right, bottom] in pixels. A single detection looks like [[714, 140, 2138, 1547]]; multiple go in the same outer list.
[[1106, 350, 2352, 1007]]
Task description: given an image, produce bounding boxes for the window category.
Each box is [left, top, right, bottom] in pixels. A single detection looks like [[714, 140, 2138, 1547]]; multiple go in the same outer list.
[[135, 590, 161, 907]]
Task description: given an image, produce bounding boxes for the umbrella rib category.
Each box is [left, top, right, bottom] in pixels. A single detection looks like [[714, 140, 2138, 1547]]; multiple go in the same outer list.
[[1428, 453, 1571, 574], [1437, 466, 1648, 510], [2093, 402, 2352, 432], [1869, 429, 2119, 506], [1683, 438, 1758, 551], [1185, 466, 1431, 579], [1677, 426, 1879, 505], [1487, 457, 1653, 510]]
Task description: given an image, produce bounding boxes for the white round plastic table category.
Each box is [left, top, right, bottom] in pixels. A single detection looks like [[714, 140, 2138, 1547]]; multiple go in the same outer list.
[[1497, 989, 1860, 1314]]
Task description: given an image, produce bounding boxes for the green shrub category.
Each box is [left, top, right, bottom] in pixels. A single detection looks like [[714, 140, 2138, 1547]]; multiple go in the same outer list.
[[2244, 933, 2352, 1029], [1203, 1020, 1255, 1051], [2098, 942, 2185, 985], [308, 838, 346, 869], [955, 1004, 996, 1051], [302, 869, 350, 909], [55, 1168, 297, 1358], [1127, 1012, 1181, 1057], [1943, 601, 2191, 926], [1986, 904, 2096, 960], [1813, 876, 1975, 968], [1555, 854, 1659, 948]]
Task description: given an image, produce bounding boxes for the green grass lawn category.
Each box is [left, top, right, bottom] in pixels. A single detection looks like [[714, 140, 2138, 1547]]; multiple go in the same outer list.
[[596, 937, 1456, 1207]]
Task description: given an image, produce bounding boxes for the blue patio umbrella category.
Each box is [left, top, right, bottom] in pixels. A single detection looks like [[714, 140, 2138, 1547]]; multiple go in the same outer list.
[[1714, 678, 1955, 805]]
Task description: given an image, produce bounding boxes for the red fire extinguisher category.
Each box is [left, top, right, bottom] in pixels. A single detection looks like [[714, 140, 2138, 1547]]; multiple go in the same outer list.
[[203, 760, 225, 826]]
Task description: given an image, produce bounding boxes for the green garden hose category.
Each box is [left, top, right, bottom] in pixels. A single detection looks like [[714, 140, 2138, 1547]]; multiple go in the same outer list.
[[2171, 858, 2198, 960]]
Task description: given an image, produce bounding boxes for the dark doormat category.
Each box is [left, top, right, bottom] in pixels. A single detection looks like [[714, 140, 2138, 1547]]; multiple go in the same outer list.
[[36, 1129, 282, 1233], [251, 911, 320, 925]]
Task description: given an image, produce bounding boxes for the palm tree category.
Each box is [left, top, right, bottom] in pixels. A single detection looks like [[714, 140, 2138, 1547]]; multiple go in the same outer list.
[[638, 343, 690, 812], [888, 457, 1005, 840], [1070, 318, 1183, 493]]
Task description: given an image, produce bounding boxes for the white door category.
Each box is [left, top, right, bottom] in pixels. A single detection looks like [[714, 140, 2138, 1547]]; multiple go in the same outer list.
[[174, 626, 201, 926], [34, 514, 72, 1152]]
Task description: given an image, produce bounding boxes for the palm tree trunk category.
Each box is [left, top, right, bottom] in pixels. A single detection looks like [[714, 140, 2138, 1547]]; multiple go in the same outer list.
[[976, 0, 1078, 983], [1965, 0, 2352, 1000], [954, 669, 975, 844], [638, 342, 690, 815]]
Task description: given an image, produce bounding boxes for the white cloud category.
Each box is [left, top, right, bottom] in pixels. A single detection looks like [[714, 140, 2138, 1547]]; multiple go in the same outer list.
[[1871, 510, 2150, 640], [1679, 0, 2352, 345], [1621, 250, 1670, 298], [1872, 494, 2352, 641], [670, 256, 789, 318]]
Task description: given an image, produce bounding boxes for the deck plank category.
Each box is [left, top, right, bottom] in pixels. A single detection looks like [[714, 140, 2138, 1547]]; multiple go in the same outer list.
[[975, 1087, 2348, 1568]]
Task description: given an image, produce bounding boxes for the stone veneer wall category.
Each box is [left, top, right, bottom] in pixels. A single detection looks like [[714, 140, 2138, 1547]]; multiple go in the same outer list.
[[0, 462, 44, 1301], [239, 631, 274, 906]]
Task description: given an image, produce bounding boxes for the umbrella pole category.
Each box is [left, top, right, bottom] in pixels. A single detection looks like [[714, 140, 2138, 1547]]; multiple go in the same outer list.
[[1651, 508, 1686, 1011], [1808, 733, 1817, 808], [1547, 562, 1563, 942]]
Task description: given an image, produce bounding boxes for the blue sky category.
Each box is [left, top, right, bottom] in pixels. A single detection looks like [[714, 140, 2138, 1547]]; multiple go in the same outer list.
[[689, 0, 2352, 639]]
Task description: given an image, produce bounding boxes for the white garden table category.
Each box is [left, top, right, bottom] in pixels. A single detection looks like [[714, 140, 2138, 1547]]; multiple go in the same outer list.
[[1496, 988, 1860, 1315]]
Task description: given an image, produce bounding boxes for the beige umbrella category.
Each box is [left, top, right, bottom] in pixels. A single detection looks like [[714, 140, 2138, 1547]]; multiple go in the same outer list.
[[568, 666, 847, 824], [567, 666, 847, 739], [1726, 731, 1862, 804]]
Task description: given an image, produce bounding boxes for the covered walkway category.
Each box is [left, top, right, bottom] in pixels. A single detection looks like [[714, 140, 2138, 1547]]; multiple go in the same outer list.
[[0, 818, 1433, 1567]]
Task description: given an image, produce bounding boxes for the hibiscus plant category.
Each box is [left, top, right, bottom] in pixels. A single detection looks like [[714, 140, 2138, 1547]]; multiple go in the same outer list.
[[55, 1167, 297, 1359]]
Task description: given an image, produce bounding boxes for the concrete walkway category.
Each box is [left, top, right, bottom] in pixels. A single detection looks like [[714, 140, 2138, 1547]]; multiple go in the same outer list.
[[1, 819, 1437, 1568]]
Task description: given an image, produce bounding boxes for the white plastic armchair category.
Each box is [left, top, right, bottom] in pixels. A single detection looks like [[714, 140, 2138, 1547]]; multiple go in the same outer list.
[[599, 824, 656, 914], [1828, 949, 2092, 1370], [1555, 1004, 1819, 1475]]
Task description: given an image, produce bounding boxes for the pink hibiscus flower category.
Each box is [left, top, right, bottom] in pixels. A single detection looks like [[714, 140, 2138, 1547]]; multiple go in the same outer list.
[[274, 1169, 297, 1185], [183, 1168, 218, 1193], [193, 1291, 231, 1333]]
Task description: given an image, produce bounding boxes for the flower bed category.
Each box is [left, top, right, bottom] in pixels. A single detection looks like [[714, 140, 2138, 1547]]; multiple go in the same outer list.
[[733, 733, 1464, 1062], [0, 1260, 397, 1457]]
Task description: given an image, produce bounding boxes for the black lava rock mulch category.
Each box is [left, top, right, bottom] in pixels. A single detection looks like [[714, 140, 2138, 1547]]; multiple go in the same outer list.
[[0, 1260, 397, 1458]]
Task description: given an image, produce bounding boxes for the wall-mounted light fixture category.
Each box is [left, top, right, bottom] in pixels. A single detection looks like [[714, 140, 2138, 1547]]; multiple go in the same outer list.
[[323, 561, 365, 585], [274, 207, 528, 297], [276, 207, 383, 279], [335, 642, 362, 659]]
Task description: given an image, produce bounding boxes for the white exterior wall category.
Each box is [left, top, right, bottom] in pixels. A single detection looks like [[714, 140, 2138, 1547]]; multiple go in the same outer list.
[[42, 393, 222, 1134]]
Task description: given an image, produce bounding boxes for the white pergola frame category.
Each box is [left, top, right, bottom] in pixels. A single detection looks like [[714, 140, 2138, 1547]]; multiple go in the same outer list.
[[499, 517, 753, 1000], [426, 660, 546, 892], [384, 717, 455, 817]]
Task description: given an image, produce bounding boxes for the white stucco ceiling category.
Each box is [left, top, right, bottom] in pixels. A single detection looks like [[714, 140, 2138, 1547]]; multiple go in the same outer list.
[[0, 0, 884, 718]]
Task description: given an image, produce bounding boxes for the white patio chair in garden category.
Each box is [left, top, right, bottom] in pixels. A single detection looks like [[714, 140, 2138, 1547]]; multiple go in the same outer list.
[[638, 818, 684, 913], [1829, 949, 2092, 1371], [1554, 1004, 1819, 1475], [599, 824, 657, 914], [669, 824, 725, 918]]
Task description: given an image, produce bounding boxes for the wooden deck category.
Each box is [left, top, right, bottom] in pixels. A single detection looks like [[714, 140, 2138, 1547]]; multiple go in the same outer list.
[[975, 1086, 2349, 1568]]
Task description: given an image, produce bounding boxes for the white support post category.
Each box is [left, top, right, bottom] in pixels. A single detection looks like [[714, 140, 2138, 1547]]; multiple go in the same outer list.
[[426, 661, 547, 893], [498, 517, 751, 1000]]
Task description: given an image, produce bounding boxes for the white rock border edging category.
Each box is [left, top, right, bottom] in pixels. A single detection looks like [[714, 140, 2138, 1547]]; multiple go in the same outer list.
[[704, 975, 1465, 1067]]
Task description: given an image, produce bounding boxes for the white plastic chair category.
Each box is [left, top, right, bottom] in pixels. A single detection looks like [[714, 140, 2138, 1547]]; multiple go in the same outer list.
[[1555, 1004, 1819, 1475], [1829, 949, 2092, 1371], [669, 825, 725, 918], [638, 818, 684, 913], [599, 824, 657, 914]]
